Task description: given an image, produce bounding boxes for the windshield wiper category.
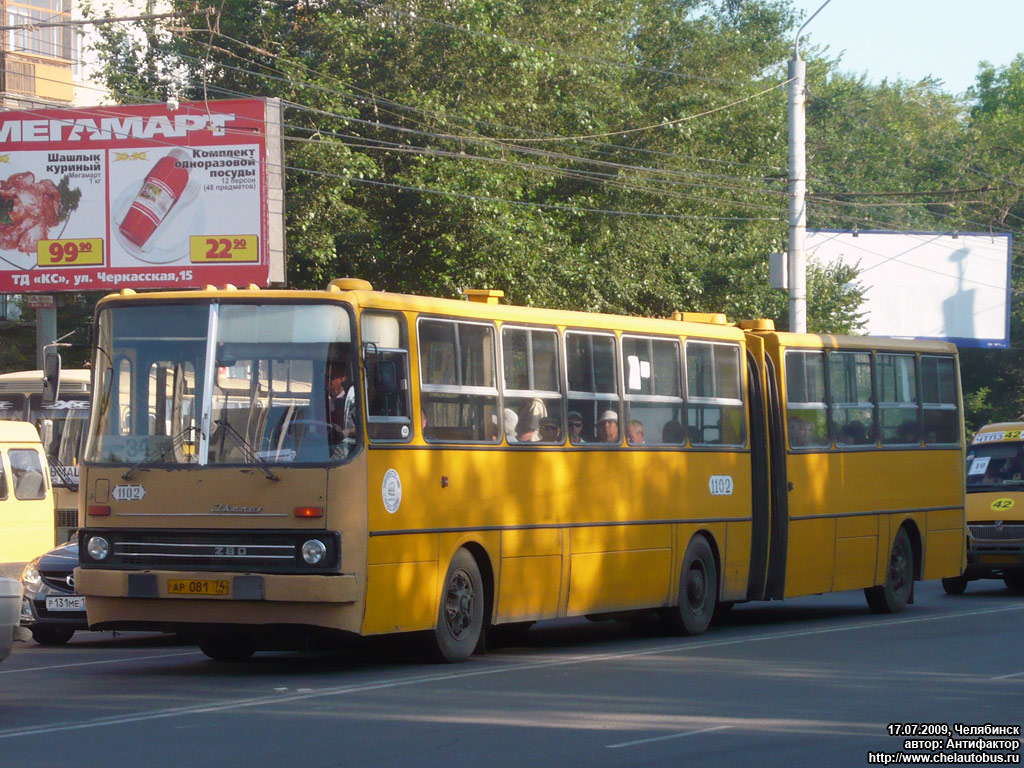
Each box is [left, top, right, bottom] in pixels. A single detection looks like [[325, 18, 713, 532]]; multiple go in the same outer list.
[[122, 425, 198, 480], [212, 418, 279, 481], [48, 454, 79, 492]]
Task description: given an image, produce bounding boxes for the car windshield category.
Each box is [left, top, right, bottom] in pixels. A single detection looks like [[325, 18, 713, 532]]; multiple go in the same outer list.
[[86, 301, 356, 466], [966, 441, 1024, 491]]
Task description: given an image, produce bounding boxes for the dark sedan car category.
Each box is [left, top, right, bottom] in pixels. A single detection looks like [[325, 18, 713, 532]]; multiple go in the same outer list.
[[20, 541, 87, 645]]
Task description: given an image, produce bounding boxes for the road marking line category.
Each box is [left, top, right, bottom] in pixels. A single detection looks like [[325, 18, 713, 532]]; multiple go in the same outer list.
[[991, 671, 1024, 680], [0, 602, 1021, 740], [607, 725, 732, 749], [0, 650, 201, 675]]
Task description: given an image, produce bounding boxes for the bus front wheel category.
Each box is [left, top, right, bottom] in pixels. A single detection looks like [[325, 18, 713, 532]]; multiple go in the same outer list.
[[941, 575, 969, 595], [1003, 572, 1024, 593], [865, 527, 914, 614], [198, 634, 256, 662], [664, 536, 718, 636], [430, 548, 485, 663]]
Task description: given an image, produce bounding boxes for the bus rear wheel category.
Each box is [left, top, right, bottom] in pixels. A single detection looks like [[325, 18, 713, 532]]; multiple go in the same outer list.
[[941, 575, 969, 595], [430, 548, 485, 663], [198, 634, 256, 662], [663, 536, 718, 636], [865, 527, 914, 614]]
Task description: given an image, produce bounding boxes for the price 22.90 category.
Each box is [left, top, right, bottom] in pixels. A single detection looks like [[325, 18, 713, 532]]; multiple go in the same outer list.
[[189, 235, 258, 263]]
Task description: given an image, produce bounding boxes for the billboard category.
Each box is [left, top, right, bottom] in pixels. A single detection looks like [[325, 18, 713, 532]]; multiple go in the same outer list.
[[0, 98, 285, 293], [807, 230, 1012, 349]]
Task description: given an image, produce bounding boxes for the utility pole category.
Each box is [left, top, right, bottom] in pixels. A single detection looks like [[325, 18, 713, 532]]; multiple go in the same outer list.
[[787, 0, 832, 333], [788, 52, 807, 333]]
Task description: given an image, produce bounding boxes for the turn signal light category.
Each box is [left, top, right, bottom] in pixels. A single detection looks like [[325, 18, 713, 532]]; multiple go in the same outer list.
[[294, 506, 323, 518], [87, 505, 111, 516]]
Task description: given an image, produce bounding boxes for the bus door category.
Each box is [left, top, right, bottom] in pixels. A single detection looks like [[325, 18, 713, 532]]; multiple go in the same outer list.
[[744, 338, 788, 601]]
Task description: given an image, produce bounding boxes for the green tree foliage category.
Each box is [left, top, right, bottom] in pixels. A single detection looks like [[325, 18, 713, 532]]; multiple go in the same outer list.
[[84, 0, 829, 324], [53, 2, 1024, 427]]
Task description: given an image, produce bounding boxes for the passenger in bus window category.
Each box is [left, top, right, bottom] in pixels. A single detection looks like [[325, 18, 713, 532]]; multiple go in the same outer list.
[[517, 414, 540, 442], [896, 420, 919, 444], [789, 417, 814, 447], [661, 420, 684, 444], [516, 399, 546, 442], [838, 421, 866, 446], [327, 363, 356, 456], [503, 408, 519, 442], [540, 418, 561, 443], [596, 410, 620, 444], [567, 411, 584, 444], [626, 420, 645, 445]]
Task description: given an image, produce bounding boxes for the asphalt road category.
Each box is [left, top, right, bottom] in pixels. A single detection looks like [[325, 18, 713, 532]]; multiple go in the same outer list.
[[2, 580, 1022, 768]]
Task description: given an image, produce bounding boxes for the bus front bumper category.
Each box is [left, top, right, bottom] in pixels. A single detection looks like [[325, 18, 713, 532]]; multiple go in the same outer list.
[[965, 543, 1024, 576], [74, 568, 359, 603]]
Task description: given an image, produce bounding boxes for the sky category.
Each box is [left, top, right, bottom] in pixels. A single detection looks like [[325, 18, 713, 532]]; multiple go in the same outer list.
[[789, 0, 1024, 95]]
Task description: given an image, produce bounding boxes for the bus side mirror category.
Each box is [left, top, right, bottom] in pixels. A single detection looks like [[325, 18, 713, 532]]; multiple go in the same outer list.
[[42, 347, 62, 406], [374, 360, 398, 396]]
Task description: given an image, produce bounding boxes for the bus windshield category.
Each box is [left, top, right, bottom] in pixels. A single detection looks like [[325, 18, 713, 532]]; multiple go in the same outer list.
[[86, 301, 356, 467], [966, 442, 1024, 491], [29, 395, 89, 486]]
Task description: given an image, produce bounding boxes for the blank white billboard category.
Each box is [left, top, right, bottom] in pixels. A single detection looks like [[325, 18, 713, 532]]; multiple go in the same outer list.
[[807, 230, 1012, 349]]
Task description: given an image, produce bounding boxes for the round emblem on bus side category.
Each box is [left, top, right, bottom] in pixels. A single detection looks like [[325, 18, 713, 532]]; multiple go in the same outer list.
[[382, 469, 402, 514]]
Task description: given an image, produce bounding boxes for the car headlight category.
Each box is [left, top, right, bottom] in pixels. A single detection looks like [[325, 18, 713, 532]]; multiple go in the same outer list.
[[301, 539, 327, 565], [21, 559, 41, 587], [86, 536, 111, 561]]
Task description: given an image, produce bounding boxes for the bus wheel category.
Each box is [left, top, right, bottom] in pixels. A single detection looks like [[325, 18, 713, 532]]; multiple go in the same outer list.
[[31, 626, 75, 645], [941, 575, 969, 595], [664, 536, 717, 636], [1003, 572, 1024, 593], [430, 548, 484, 663], [865, 527, 914, 614], [198, 634, 256, 662]]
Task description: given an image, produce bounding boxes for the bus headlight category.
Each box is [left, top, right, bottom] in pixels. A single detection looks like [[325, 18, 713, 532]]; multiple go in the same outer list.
[[86, 536, 111, 561], [301, 539, 327, 565]]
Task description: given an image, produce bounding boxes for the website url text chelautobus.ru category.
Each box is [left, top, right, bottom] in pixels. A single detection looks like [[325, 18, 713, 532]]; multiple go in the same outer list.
[[867, 753, 1020, 764]]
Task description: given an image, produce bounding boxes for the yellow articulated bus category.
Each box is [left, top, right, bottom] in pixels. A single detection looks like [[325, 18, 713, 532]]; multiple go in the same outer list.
[[0, 368, 90, 545], [944, 422, 1024, 594], [68, 280, 965, 662]]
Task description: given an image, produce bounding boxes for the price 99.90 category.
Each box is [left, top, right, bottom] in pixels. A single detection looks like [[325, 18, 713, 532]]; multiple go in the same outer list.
[[37, 239, 105, 267]]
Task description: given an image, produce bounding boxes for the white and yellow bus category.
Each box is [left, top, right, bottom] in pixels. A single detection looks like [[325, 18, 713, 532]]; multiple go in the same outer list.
[[70, 280, 965, 661], [0, 368, 90, 545], [945, 422, 1024, 594]]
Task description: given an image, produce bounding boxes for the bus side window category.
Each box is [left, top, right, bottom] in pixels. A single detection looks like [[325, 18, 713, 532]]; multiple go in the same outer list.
[[565, 331, 619, 445], [419, 318, 499, 443], [622, 335, 683, 446], [829, 351, 875, 447], [362, 312, 413, 442], [502, 326, 563, 444], [784, 349, 829, 449], [878, 353, 920, 445], [686, 341, 746, 446], [0, 453, 7, 500], [921, 355, 959, 445]]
